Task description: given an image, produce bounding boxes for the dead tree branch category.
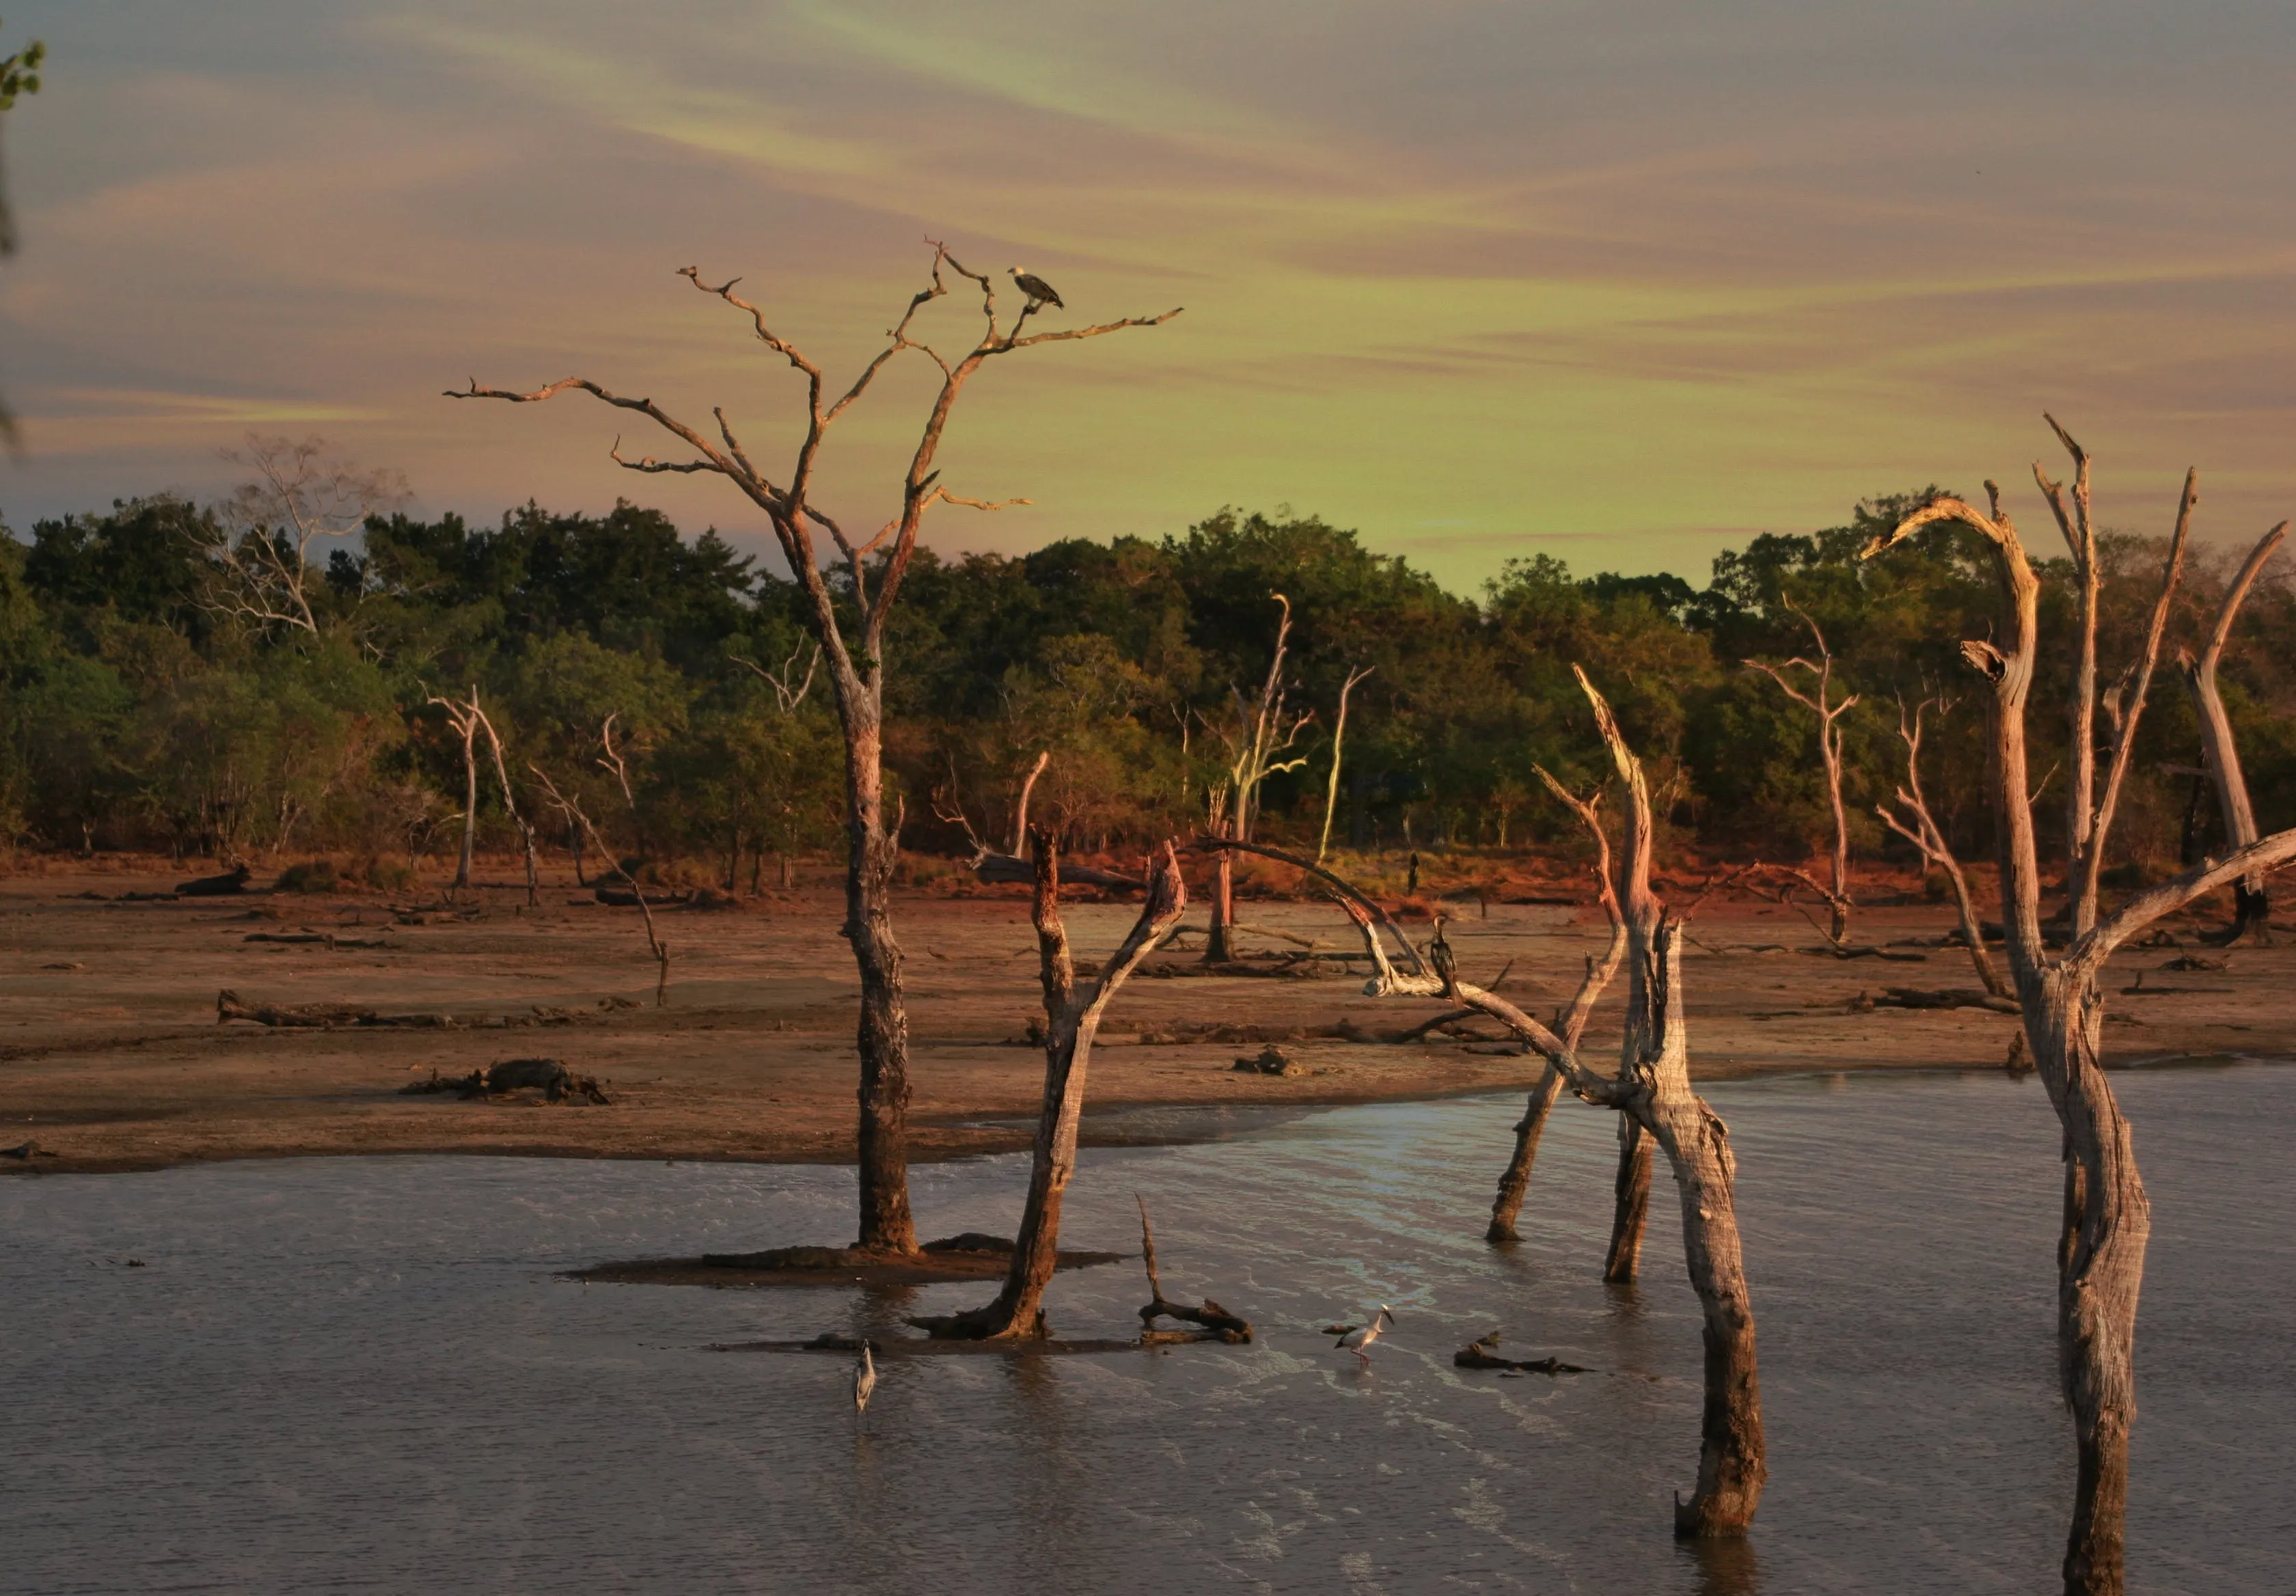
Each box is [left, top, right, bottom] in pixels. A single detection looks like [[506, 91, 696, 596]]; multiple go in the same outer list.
[[2178, 519, 2287, 944]]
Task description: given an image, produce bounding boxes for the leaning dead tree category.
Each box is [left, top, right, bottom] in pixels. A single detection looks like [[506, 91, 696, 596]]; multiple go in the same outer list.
[[450, 243, 1178, 1255], [530, 735, 672, 1006], [1486, 768, 1626, 1248], [913, 837, 1187, 1340], [1864, 422, 2296, 1596], [934, 751, 1142, 889], [1203, 594, 1312, 961], [1745, 598, 1859, 944], [1876, 694, 2009, 1000], [427, 689, 482, 891], [1206, 665, 1766, 1539], [2179, 520, 2288, 946], [470, 698, 539, 908]]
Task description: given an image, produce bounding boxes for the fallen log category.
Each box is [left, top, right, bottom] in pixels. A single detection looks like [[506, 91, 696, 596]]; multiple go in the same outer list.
[[1134, 1196, 1251, 1344], [969, 852, 1143, 890], [1453, 1331, 1587, 1374], [176, 864, 251, 897], [215, 989, 456, 1028], [1874, 986, 2019, 1013], [401, 1058, 612, 1103]]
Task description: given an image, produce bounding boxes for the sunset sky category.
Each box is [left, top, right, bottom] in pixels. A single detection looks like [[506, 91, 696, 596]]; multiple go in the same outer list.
[[3, 1, 2292, 590]]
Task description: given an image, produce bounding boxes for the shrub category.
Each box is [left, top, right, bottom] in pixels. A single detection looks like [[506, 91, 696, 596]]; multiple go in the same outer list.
[[276, 858, 342, 894]]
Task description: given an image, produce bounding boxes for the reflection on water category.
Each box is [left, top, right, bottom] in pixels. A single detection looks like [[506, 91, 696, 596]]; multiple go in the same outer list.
[[5, 1065, 2292, 1594]]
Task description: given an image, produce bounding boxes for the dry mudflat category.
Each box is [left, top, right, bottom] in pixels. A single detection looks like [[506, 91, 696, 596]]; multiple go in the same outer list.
[[3, 862, 2288, 1178]]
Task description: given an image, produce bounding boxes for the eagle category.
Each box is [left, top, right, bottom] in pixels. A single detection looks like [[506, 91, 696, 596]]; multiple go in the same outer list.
[[1008, 267, 1064, 310]]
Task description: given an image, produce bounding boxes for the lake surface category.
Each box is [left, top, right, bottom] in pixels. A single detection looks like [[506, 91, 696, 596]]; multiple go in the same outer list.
[[5, 1062, 2292, 1595]]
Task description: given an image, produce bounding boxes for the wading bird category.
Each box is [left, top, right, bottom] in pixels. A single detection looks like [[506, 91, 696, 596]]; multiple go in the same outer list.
[[1008, 267, 1064, 310], [1333, 1305, 1397, 1366], [852, 1341, 877, 1416]]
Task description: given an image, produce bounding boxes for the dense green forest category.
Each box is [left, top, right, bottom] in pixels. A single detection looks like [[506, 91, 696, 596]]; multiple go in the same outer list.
[[3, 482, 2290, 889]]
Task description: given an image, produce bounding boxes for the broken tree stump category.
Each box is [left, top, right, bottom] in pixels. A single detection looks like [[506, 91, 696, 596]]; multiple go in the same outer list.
[[1134, 1196, 1251, 1345]]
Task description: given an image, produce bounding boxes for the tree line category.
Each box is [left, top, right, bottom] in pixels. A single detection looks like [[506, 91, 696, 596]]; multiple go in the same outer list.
[[1, 459, 2287, 888]]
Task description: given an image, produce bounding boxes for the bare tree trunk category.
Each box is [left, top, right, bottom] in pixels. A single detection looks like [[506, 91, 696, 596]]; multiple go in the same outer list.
[[1205, 842, 1238, 961], [1636, 920, 1765, 1537], [455, 714, 477, 890], [1864, 441, 2296, 1594], [1602, 1117, 1654, 1284], [1485, 1065, 1564, 1243], [916, 838, 1186, 1339], [1318, 665, 1373, 864], [1747, 605, 1858, 944], [1879, 696, 2010, 999], [2181, 521, 2286, 947], [843, 704, 916, 1255]]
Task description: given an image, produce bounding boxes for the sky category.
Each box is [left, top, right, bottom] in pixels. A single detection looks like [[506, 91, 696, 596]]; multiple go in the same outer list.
[[1, 0, 2291, 591]]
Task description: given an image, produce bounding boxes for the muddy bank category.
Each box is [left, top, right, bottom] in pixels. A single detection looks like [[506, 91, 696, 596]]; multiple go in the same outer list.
[[3, 863, 2289, 1176]]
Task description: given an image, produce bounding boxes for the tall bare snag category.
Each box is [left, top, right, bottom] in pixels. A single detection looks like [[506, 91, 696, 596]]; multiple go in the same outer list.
[[450, 243, 1178, 1254], [1863, 422, 2296, 1595]]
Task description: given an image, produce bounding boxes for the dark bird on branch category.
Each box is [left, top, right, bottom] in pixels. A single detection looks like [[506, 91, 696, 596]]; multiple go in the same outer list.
[[1007, 267, 1064, 309], [1430, 918, 1459, 999]]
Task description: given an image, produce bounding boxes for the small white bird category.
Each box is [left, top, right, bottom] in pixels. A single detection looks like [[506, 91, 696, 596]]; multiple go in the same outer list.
[[852, 1340, 877, 1416], [1008, 266, 1065, 310], [1334, 1305, 1397, 1366]]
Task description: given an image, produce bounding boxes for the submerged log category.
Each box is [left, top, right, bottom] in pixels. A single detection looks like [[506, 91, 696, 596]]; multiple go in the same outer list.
[[1453, 1332, 1587, 1374], [1132, 1195, 1252, 1343]]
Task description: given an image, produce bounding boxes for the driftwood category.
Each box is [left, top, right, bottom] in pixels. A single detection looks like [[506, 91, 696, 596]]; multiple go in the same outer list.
[[1865, 428, 2296, 1595], [217, 990, 380, 1027], [176, 864, 250, 896], [1134, 1196, 1251, 1344], [1453, 1332, 1587, 1375], [215, 989, 620, 1030], [400, 1058, 611, 1103], [243, 931, 395, 950], [1874, 986, 2019, 1013]]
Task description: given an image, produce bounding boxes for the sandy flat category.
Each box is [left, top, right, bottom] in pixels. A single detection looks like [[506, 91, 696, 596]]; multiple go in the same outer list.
[[1, 863, 2284, 1177]]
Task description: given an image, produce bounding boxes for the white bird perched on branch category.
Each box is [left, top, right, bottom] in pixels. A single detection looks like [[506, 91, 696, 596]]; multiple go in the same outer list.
[[852, 1341, 877, 1416], [1008, 267, 1064, 309], [1332, 1305, 1396, 1366]]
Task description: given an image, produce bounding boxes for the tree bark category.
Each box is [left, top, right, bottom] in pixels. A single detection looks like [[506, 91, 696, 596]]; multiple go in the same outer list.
[[454, 710, 477, 890], [917, 838, 1186, 1339], [1205, 843, 1238, 961], [840, 703, 916, 1255], [1635, 921, 1765, 1538], [1485, 1065, 1564, 1243]]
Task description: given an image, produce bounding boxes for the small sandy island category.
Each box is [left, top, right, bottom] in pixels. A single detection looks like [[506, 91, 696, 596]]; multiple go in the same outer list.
[[3, 862, 2287, 1177]]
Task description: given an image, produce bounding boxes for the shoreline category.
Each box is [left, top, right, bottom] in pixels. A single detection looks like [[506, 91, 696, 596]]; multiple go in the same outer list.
[[6, 867, 2291, 1179]]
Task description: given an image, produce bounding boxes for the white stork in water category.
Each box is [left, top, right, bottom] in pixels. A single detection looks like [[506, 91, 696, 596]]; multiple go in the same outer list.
[[1333, 1305, 1396, 1367], [1008, 267, 1065, 310], [852, 1341, 877, 1417]]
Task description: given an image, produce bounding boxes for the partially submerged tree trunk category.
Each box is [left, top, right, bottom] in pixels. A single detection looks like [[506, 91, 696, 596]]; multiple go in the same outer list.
[[914, 838, 1187, 1340], [2180, 520, 2286, 947], [1602, 1118, 1654, 1284], [451, 244, 1178, 1255], [1206, 666, 1768, 1539], [1866, 430, 2296, 1595], [1486, 766, 1625, 1247]]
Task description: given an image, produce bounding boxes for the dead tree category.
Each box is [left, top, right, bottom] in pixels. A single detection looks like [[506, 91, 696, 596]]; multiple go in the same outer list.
[[530, 752, 671, 1006], [1205, 669, 1766, 1539], [450, 243, 1177, 1256], [2179, 520, 2288, 946], [1204, 594, 1312, 961], [1487, 768, 1626, 1247], [1876, 694, 2009, 999], [208, 435, 407, 635], [1863, 424, 2296, 1595], [1316, 663, 1375, 864], [913, 837, 1187, 1340], [1745, 598, 1859, 944], [427, 689, 482, 891], [935, 752, 1141, 890], [469, 698, 539, 908]]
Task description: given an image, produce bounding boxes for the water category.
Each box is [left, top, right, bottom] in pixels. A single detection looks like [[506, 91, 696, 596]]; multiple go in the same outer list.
[[4, 1063, 2291, 1595]]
